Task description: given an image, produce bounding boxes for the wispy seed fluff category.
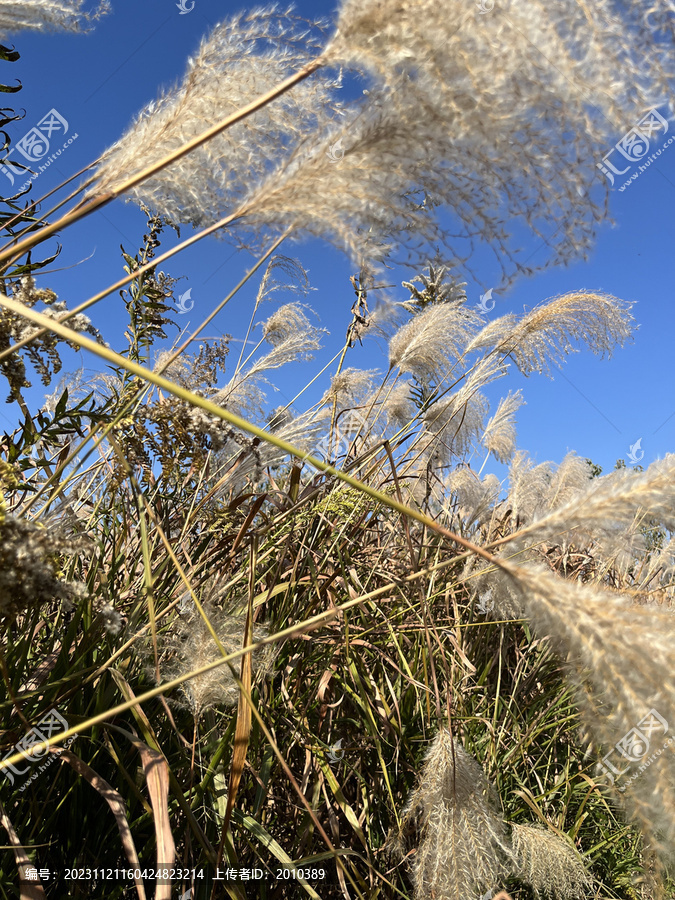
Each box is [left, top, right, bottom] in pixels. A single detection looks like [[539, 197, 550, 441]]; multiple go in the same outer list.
[[0, 0, 109, 37], [159, 603, 273, 716], [89, 8, 342, 230], [91, 2, 675, 276], [261, 301, 317, 347], [481, 391, 524, 464], [400, 731, 512, 900], [445, 467, 501, 528], [505, 453, 675, 568], [327, 0, 675, 272], [497, 562, 675, 871], [321, 367, 378, 408], [466, 292, 635, 377], [383, 380, 416, 427], [389, 303, 481, 382], [399, 732, 594, 900], [510, 824, 592, 900]]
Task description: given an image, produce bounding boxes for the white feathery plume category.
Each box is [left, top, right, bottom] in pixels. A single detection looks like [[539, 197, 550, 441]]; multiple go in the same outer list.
[[466, 292, 635, 376], [498, 562, 675, 869], [510, 824, 593, 900], [89, 8, 342, 229], [87, 2, 675, 276], [254, 255, 311, 305], [260, 302, 316, 347], [544, 452, 595, 512], [416, 392, 489, 468], [320, 367, 378, 408], [481, 390, 524, 464], [643, 535, 675, 587], [445, 467, 501, 527], [159, 602, 272, 715], [0, 0, 109, 37], [405, 355, 505, 471], [209, 378, 267, 422], [383, 380, 416, 428], [401, 731, 513, 900], [249, 307, 325, 376], [238, 91, 456, 264], [509, 455, 675, 550], [506, 451, 554, 524], [389, 302, 482, 382], [327, 0, 675, 274]]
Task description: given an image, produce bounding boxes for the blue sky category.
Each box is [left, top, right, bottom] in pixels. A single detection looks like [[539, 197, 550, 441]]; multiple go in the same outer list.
[[1, 0, 674, 478]]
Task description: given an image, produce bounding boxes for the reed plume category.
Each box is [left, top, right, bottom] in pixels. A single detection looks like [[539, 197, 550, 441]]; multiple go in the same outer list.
[[445, 467, 501, 528], [389, 302, 482, 382], [481, 391, 524, 464], [328, 0, 675, 272], [494, 562, 675, 869], [399, 731, 595, 899], [505, 455, 675, 567], [0, 0, 109, 37], [510, 824, 593, 900], [89, 8, 341, 230], [400, 730, 512, 900], [466, 292, 635, 376], [159, 600, 272, 716]]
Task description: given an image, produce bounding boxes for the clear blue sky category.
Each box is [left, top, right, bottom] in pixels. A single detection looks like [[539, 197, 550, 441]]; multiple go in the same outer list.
[[2, 0, 674, 477]]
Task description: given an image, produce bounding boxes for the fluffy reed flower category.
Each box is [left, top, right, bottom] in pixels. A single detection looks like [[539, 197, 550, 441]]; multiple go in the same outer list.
[[327, 0, 675, 272], [510, 824, 593, 900], [466, 292, 635, 376], [498, 562, 675, 869], [383, 380, 416, 427], [159, 602, 272, 716], [321, 367, 378, 408], [399, 732, 594, 899], [420, 391, 489, 466], [445, 468, 501, 527], [92, 2, 675, 274], [481, 391, 524, 464], [506, 451, 599, 528], [248, 318, 324, 378], [260, 302, 320, 349], [239, 91, 457, 263], [507, 455, 674, 566], [400, 731, 512, 900], [506, 452, 555, 524], [90, 8, 342, 229], [644, 535, 675, 585], [0, 0, 109, 36], [389, 303, 481, 382], [0, 513, 91, 618], [211, 408, 328, 495]]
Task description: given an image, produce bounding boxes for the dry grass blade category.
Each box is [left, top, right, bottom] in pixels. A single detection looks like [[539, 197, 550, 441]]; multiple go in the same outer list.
[[223, 543, 256, 835], [128, 742, 175, 900], [0, 798, 47, 899], [53, 750, 147, 900]]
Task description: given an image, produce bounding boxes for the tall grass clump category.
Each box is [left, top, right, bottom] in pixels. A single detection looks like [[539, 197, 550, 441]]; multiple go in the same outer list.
[[0, 3, 674, 900]]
